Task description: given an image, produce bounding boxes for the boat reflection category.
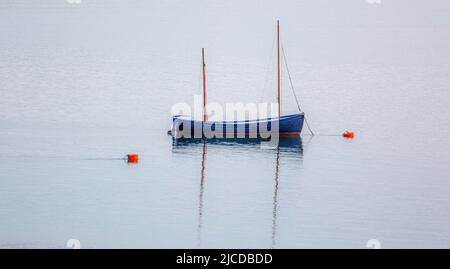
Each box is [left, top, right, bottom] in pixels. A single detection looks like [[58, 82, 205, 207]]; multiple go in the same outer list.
[[172, 137, 303, 152], [171, 137, 303, 248]]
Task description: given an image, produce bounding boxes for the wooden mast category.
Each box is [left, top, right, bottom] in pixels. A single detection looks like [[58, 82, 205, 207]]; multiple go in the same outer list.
[[277, 20, 281, 118], [202, 48, 208, 122]]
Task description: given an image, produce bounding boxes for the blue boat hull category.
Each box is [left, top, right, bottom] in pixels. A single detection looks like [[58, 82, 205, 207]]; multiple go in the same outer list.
[[171, 113, 304, 139]]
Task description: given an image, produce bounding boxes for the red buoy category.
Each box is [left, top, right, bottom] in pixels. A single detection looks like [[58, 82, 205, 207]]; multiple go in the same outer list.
[[342, 131, 355, 139], [127, 154, 139, 163]]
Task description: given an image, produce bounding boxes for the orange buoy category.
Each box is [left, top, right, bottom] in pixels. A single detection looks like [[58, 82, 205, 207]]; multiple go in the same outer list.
[[127, 154, 139, 163], [342, 131, 355, 139]]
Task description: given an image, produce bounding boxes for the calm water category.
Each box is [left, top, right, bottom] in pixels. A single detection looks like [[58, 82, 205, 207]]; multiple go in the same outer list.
[[1, 0, 450, 248]]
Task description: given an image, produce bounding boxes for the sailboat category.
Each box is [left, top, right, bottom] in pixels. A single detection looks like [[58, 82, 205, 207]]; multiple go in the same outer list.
[[170, 20, 305, 139]]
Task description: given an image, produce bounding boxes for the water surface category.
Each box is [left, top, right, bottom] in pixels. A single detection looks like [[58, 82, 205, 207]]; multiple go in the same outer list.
[[0, 0, 450, 248]]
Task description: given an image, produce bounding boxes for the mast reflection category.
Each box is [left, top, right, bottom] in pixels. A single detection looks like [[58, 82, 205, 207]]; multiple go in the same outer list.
[[197, 142, 206, 248], [271, 138, 304, 248], [272, 147, 280, 248]]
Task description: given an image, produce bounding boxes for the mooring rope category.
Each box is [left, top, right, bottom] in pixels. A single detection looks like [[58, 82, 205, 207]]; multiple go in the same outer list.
[[281, 44, 301, 112], [281, 42, 315, 136]]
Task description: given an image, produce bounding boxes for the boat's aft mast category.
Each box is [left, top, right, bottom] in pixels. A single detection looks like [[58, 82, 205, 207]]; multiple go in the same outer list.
[[277, 20, 281, 119], [202, 48, 208, 122]]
